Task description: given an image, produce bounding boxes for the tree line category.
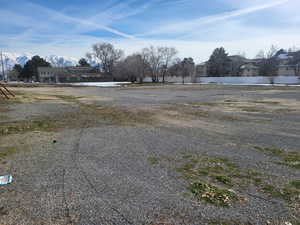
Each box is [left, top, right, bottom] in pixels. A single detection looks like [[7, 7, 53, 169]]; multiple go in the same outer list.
[[86, 43, 194, 83], [9, 43, 300, 82], [10, 43, 194, 84]]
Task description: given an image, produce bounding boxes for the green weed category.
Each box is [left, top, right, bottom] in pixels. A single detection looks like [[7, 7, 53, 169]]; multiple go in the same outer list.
[[189, 181, 238, 207]]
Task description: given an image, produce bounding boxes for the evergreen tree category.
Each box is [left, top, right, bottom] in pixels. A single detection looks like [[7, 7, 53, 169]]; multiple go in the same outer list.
[[207, 47, 230, 77], [13, 64, 23, 80], [7, 64, 23, 81], [13, 64, 23, 74], [20, 56, 51, 81], [78, 58, 90, 67], [20, 62, 32, 81]]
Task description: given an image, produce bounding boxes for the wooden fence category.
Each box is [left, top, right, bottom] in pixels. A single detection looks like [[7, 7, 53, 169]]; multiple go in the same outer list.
[[0, 83, 15, 99]]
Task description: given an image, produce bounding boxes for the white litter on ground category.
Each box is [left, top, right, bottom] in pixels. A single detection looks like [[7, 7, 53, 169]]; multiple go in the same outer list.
[[69, 82, 131, 87], [0, 175, 13, 186]]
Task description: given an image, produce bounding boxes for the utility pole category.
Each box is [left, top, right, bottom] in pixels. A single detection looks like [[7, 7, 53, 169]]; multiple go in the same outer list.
[[0, 52, 5, 82], [4, 54, 8, 81]]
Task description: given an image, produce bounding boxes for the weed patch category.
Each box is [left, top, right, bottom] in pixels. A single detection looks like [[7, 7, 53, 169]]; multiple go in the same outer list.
[[209, 219, 252, 225], [261, 183, 300, 202], [254, 146, 284, 156], [94, 105, 153, 126], [174, 155, 244, 206], [214, 175, 233, 186], [0, 147, 18, 159], [175, 155, 241, 186], [251, 100, 280, 105], [280, 152, 300, 169], [0, 118, 60, 136], [148, 156, 159, 165], [52, 95, 84, 103], [189, 181, 238, 207], [289, 180, 300, 189], [174, 153, 300, 207], [254, 146, 300, 169], [0, 114, 9, 121]]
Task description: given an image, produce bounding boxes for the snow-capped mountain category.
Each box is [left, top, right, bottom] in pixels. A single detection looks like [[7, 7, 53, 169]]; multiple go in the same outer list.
[[0, 52, 78, 71], [44, 55, 78, 67], [0, 52, 32, 70]]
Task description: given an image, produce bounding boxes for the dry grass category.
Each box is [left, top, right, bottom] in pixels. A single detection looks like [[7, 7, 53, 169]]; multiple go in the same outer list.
[[0, 146, 18, 160], [0, 106, 10, 113], [0, 93, 156, 137], [178, 97, 300, 115], [0, 114, 10, 121]]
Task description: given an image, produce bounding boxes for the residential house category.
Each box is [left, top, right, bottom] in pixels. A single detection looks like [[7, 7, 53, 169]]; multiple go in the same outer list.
[[195, 50, 300, 77], [38, 67, 112, 83], [239, 63, 259, 76], [278, 65, 297, 76], [195, 62, 207, 77]]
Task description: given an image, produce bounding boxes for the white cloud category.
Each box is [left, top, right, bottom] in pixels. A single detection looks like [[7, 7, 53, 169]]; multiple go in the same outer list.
[[1, 0, 300, 65], [141, 0, 290, 37], [6, 33, 300, 64], [115, 34, 300, 62], [0, 1, 137, 39]]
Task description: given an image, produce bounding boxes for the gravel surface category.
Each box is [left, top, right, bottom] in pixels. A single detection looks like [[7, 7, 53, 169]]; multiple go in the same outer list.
[[0, 84, 299, 225]]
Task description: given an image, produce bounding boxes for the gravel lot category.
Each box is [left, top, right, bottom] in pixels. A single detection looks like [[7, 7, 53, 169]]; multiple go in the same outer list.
[[0, 84, 299, 225]]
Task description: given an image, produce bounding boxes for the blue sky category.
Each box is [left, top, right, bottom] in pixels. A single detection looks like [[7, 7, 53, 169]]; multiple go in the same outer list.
[[1, 0, 300, 62]]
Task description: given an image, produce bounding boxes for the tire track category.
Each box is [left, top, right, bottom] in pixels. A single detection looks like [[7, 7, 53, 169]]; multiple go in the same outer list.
[[62, 168, 73, 225], [68, 122, 134, 225]]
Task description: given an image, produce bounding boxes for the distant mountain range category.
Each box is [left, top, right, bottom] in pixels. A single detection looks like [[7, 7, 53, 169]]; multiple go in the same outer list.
[[0, 52, 84, 71]]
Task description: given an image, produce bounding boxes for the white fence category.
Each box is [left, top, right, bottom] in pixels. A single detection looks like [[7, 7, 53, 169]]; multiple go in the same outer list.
[[143, 76, 299, 85], [144, 76, 193, 83], [196, 76, 300, 85]]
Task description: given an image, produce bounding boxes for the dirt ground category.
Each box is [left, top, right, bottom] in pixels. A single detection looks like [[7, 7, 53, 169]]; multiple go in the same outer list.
[[0, 84, 299, 225]]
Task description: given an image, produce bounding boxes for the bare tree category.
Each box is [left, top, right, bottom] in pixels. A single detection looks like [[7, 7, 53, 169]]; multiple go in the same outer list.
[[168, 58, 195, 84], [266, 45, 278, 59], [124, 54, 144, 83], [138, 48, 151, 83], [168, 58, 182, 77], [236, 51, 246, 58], [113, 53, 150, 83], [288, 51, 300, 77], [257, 45, 279, 80], [87, 43, 124, 80], [136, 46, 178, 83], [180, 58, 195, 84], [256, 50, 265, 59], [228, 55, 246, 76], [160, 47, 178, 83], [288, 46, 299, 53], [113, 60, 128, 81], [143, 46, 164, 82]]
